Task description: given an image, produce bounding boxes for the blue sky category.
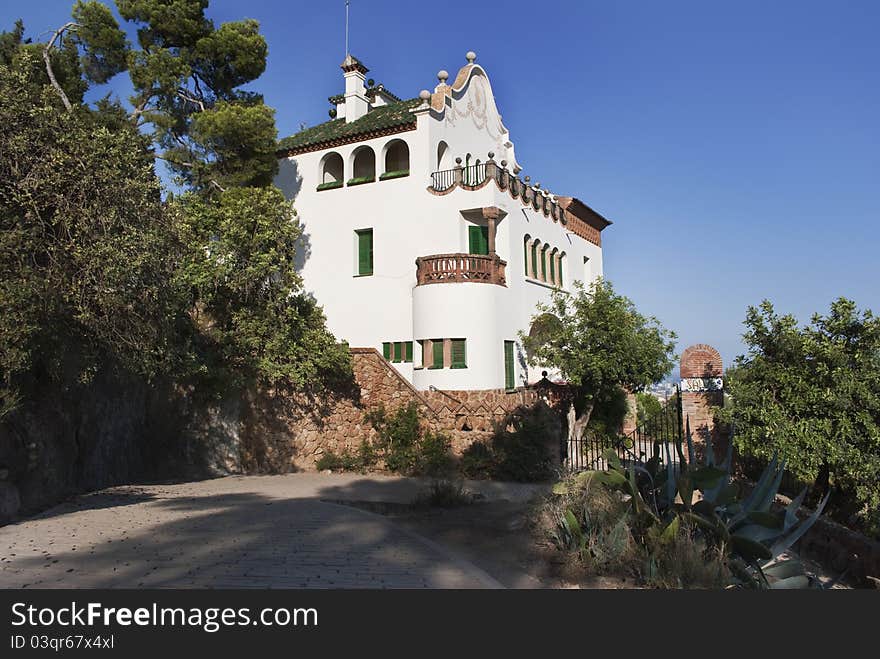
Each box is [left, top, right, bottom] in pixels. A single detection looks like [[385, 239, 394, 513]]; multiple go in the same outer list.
[[5, 0, 879, 373]]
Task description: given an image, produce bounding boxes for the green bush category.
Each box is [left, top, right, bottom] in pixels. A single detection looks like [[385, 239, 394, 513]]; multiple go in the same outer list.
[[413, 479, 473, 508], [549, 472, 730, 588], [460, 403, 557, 482], [315, 440, 377, 473]]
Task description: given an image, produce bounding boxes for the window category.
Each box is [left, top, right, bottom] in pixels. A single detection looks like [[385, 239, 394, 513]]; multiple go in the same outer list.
[[349, 146, 376, 185], [540, 244, 549, 281], [318, 152, 344, 190], [356, 229, 373, 276], [381, 139, 409, 180], [504, 341, 515, 390], [437, 141, 450, 169], [530, 241, 539, 276], [549, 249, 556, 284], [558, 253, 564, 288], [523, 235, 531, 278], [468, 225, 489, 255], [450, 339, 467, 369], [383, 341, 413, 363], [430, 340, 444, 369]]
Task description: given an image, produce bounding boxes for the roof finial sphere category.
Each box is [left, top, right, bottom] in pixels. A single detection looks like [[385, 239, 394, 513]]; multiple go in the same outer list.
[[466, 51, 476, 63], [488, 151, 494, 159], [419, 89, 431, 101], [437, 70, 449, 82]]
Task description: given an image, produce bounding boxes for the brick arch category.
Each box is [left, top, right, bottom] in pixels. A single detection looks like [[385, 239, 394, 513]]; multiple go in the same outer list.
[[680, 344, 723, 378]]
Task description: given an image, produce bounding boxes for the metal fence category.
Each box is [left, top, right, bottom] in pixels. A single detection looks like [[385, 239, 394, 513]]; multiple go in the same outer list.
[[565, 389, 683, 473]]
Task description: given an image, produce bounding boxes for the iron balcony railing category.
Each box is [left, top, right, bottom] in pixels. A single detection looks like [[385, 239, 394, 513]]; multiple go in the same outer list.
[[431, 168, 456, 192]]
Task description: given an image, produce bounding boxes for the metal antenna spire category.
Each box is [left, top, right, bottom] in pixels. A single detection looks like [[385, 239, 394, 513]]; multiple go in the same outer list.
[[345, 1, 350, 56]]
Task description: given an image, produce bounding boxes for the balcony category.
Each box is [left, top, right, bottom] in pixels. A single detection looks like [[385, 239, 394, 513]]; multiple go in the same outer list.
[[415, 253, 507, 287]]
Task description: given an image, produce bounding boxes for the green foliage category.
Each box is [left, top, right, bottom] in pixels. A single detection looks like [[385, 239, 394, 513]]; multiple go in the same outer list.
[[0, 5, 352, 419], [70, 1, 129, 84], [365, 402, 454, 477], [187, 100, 278, 189], [412, 480, 473, 509], [315, 441, 376, 474], [116, 0, 274, 193], [522, 279, 676, 399], [521, 279, 676, 430], [0, 21, 87, 106], [169, 187, 350, 390], [0, 58, 185, 417], [460, 404, 558, 482], [585, 427, 830, 588], [721, 299, 880, 534], [636, 392, 662, 425]]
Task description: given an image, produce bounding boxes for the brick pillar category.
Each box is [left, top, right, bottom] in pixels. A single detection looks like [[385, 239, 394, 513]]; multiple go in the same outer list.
[[679, 344, 725, 461]]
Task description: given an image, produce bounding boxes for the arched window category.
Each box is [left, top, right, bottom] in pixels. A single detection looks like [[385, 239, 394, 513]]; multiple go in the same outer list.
[[437, 141, 450, 170], [318, 152, 344, 190], [530, 240, 540, 280], [540, 244, 550, 282], [349, 146, 376, 185], [549, 247, 559, 286], [523, 235, 532, 278], [381, 139, 409, 179], [527, 313, 563, 357], [559, 252, 566, 288]]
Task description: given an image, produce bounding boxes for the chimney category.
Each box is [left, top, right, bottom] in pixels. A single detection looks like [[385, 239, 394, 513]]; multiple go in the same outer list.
[[341, 54, 369, 123]]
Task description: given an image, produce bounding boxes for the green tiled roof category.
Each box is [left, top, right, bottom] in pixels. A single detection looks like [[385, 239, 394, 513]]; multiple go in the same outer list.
[[278, 98, 421, 154]]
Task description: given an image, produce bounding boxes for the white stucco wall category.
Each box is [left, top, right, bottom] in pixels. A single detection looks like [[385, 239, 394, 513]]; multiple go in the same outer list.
[[275, 59, 607, 391]]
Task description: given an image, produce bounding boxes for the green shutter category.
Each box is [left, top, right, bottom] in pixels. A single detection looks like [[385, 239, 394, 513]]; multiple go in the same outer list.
[[558, 257, 563, 288], [468, 225, 489, 255], [504, 341, 515, 390], [549, 253, 556, 284], [540, 247, 547, 280], [530, 243, 538, 277], [524, 240, 529, 275], [431, 340, 444, 369], [357, 229, 373, 275], [450, 339, 467, 368], [394, 341, 404, 363], [382, 342, 391, 360], [405, 341, 413, 363]]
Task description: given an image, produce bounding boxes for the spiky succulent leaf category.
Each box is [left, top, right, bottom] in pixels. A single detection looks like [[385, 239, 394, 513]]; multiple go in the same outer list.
[[767, 491, 830, 560], [769, 575, 812, 589], [731, 534, 773, 562]]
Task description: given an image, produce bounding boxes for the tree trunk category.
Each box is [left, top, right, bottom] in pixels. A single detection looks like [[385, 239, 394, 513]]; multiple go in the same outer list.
[[565, 401, 594, 467], [42, 23, 76, 112]]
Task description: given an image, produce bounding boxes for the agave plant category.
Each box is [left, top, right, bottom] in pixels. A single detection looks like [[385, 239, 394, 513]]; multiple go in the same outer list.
[[579, 421, 830, 588]]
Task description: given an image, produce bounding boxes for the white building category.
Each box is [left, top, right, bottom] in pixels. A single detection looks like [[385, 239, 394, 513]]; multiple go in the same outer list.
[[276, 51, 611, 392]]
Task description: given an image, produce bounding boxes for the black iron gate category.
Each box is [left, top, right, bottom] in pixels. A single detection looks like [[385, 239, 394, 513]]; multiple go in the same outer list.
[[565, 387, 683, 472]]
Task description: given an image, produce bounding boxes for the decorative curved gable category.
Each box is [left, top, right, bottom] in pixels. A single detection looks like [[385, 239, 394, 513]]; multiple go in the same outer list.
[[431, 64, 509, 142]]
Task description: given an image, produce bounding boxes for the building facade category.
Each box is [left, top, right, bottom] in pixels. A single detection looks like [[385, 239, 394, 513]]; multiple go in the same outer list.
[[276, 51, 611, 391]]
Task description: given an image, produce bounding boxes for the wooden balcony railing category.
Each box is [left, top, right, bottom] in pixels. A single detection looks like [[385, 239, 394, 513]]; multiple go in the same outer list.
[[415, 253, 507, 286]]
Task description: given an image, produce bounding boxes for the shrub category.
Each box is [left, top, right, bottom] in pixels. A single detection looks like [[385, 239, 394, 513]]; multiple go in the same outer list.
[[411, 430, 455, 478], [361, 402, 454, 477], [460, 403, 557, 482], [413, 479, 473, 508], [315, 440, 377, 473]]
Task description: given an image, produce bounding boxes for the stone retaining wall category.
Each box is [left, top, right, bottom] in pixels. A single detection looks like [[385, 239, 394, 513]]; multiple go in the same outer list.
[[238, 348, 560, 472]]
